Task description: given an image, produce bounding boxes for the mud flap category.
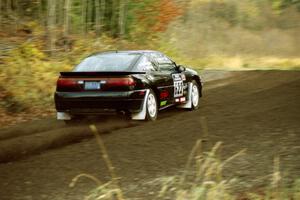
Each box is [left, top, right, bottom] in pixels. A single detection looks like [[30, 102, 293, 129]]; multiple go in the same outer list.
[[57, 112, 72, 120], [131, 89, 150, 120], [177, 82, 192, 109]]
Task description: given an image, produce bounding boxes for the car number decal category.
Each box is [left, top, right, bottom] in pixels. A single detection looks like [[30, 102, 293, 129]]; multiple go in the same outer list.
[[173, 74, 184, 98]]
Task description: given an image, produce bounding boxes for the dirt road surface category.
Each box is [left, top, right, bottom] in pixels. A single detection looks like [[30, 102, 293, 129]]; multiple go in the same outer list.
[[0, 71, 299, 200]]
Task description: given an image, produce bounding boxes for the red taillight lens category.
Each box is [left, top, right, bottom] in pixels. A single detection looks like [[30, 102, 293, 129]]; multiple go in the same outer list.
[[57, 78, 77, 87], [56, 77, 136, 92], [57, 78, 80, 91], [106, 78, 136, 87]]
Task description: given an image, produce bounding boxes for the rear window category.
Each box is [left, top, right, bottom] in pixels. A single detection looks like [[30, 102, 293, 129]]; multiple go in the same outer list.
[[74, 53, 140, 72]]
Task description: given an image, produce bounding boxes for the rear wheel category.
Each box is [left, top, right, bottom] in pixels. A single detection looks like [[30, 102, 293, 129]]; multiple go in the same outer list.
[[146, 90, 158, 121], [190, 80, 200, 110]]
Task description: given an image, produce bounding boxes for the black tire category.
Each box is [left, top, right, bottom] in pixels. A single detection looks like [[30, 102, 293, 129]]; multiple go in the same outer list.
[[145, 89, 158, 121], [190, 80, 200, 110]]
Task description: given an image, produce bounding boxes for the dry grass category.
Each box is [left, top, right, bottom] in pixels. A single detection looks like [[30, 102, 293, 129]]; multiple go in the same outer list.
[[153, 141, 245, 200], [70, 124, 300, 200], [190, 56, 300, 70], [69, 125, 124, 200]]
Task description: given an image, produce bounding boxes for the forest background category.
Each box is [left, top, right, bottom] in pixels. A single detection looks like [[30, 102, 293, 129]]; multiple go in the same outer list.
[[0, 0, 299, 125]]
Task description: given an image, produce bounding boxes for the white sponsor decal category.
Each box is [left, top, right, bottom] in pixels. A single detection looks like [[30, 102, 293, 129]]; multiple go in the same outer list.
[[181, 74, 186, 81], [173, 74, 184, 97]]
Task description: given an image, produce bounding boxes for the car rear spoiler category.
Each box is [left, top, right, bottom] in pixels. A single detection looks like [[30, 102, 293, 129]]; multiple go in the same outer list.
[[60, 71, 146, 77]]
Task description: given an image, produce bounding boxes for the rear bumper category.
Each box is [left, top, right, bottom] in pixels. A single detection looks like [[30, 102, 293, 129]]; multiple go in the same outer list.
[[54, 90, 146, 114]]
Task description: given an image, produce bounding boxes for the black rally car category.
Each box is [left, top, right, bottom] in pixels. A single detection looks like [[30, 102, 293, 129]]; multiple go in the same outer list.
[[55, 50, 202, 121]]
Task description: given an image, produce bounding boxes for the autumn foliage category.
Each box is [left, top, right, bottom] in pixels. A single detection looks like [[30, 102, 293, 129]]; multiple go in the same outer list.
[[132, 0, 183, 41], [153, 0, 183, 32]]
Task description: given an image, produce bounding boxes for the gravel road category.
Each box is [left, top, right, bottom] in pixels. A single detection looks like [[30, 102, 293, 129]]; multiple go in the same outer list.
[[0, 70, 299, 200]]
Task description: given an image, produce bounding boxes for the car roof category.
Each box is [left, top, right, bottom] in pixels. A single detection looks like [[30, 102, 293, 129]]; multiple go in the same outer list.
[[91, 50, 162, 56]]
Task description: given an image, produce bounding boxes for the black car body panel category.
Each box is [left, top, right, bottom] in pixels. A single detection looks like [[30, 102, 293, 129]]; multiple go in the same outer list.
[[55, 90, 146, 113]]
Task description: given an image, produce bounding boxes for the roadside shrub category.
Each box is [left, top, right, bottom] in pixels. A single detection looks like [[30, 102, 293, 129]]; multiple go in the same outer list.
[[0, 42, 72, 113]]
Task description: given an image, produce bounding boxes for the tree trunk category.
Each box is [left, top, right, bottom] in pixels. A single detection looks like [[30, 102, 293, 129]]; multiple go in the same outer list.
[[87, 0, 94, 32], [63, 0, 71, 37], [0, 0, 2, 27], [38, 0, 44, 26], [81, 0, 87, 34], [14, 0, 19, 33], [118, 0, 127, 37], [6, 0, 11, 14], [95, 0, 101, 36], [100, 0, 106, 32], [47, 0, 57, 55], [58, 0, 64, 28], [6, 0, 12, 33], [111, 0, 117, 37]]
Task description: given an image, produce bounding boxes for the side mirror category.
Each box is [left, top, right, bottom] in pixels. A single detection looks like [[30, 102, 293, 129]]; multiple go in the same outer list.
[[177, 65, 186, 72]]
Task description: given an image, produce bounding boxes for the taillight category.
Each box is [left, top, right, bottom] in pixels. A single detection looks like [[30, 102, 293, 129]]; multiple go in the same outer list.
[[57, 78, 80, 91], [106, 78, 136, 87], [56, 77, 136, 92]]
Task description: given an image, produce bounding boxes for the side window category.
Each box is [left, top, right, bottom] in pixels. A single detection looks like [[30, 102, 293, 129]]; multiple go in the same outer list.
[[150, 53, 175, 72], [136, 56, 156, 72]]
